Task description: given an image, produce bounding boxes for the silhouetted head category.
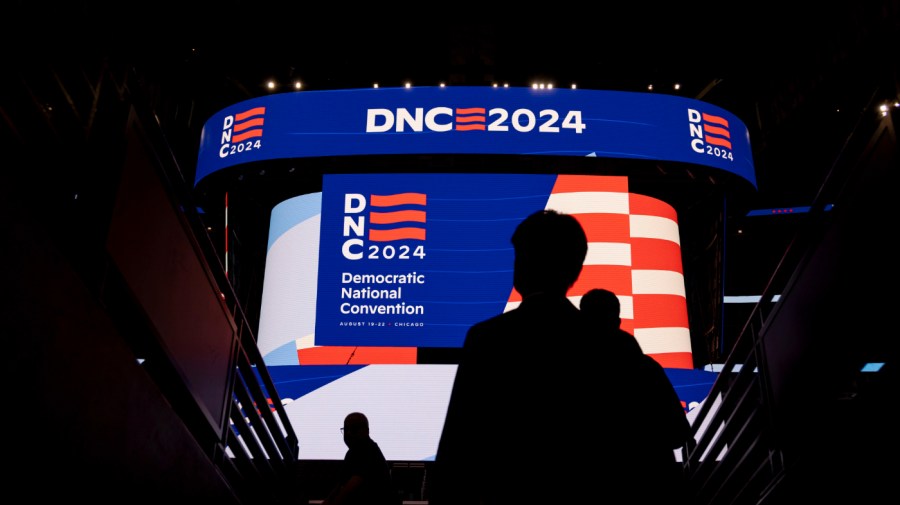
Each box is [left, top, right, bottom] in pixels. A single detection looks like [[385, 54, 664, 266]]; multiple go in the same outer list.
[[342, 412, 370, 448], [579, 288, 622, 331], [511, 210, 588, 297]]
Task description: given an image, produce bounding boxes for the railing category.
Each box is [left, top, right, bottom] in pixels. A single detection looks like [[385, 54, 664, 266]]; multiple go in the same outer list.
[[680, 88, 893, 504], [125, 67, 301, 504]]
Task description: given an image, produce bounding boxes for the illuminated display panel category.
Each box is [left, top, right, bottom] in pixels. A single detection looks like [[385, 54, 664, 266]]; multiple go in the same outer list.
[[195, 87, 756, 192], [195, 86, 752, 462], [256, 173, 716, 461]]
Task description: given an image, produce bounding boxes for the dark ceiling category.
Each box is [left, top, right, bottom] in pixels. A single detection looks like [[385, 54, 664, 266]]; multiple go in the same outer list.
[[5, 1, 899, 364], [11, 2, 898, 207], [154, 4, 900, 205]]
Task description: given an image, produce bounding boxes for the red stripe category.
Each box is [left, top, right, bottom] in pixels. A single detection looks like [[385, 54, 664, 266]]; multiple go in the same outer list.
[[232, 129, 263, 142], [370, 210, 426, 224], [370, 193, 426, 206], [633, 294, 689, 328], [647, 352, 693, 369], [297, 346, 417, 365], [455, 115, 485, 123], [456, 107, 486, 114], [368, 227, 426, 241], [235, 107, 266, 120], [629, 193, 678, 222], [576, 213, 630, 242], [704, 135, 733, 149], [703, 124, 731, 138], [234, 117, 264, 132], [552, 174, 629, 193], [455, 124, 486, 131], [631, 238, 683, 273], [701, 112, 728, 127]]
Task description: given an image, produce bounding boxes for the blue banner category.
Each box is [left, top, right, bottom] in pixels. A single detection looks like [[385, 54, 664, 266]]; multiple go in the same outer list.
[[315, 173, 558, 347], [195, 87, 756, 188]]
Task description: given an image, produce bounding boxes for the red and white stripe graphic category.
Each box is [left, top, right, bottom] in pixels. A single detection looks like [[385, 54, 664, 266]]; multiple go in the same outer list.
[[505, 175, 693, 369]]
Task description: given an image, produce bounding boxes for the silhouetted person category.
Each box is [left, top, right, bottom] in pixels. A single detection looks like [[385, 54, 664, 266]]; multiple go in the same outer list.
[[432, 209, 629, 505], [579, 287, 643, 357], [581, 287, 693, 504], [323, 412, 400, 505]]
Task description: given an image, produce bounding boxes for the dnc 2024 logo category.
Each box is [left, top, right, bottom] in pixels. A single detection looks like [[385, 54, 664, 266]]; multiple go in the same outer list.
[[688, 108, 734, 162], [217, 107, 265, 159], [366, 106, 586, 133], [341, 192, 427, 261]]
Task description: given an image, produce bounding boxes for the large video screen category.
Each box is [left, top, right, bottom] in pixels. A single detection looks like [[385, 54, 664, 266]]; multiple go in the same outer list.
[[256, 173, 716, 461]]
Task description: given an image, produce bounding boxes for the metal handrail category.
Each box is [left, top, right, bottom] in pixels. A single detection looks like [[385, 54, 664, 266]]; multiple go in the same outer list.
[[681, 87, 888, 504], [125, 67, 300, 503]]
